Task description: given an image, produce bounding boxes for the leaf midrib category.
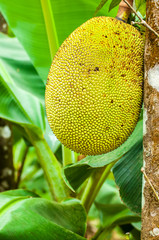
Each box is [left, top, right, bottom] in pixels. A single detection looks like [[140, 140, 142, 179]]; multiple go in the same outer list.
[[40, 0, 59, 60], [0, 197, 28, 218]]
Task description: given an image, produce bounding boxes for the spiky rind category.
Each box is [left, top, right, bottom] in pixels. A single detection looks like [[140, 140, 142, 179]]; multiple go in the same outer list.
[[45, 17, 144, 155]]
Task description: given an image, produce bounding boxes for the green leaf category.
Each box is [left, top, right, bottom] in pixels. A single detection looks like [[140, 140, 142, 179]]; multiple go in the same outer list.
[[0, 33, 69, 201], [25, 133, 70, 201], [20, 168, 51, 199], [0, 0, 57, 81], [0, 190, 86, 240], [138, 2, 146, 17], [94, 0, 109, 16], [0, 33, 45, 101], [44, 121, 61, 154], [13, 140, 51, 199], [113, 139, 143, 215], [109, 0, 121, 12], [94, 180, 140, 228], [63, 120, 142, 191], [130, 228, 141, 240], [135, 0, 146, 16], [0, 189, 39, 198], [62, 145, 76, 166], [0, 33, 45, 137], [0, 0, 118, 82], [0, 60, 45, 137], [132, 221, 141, 231]]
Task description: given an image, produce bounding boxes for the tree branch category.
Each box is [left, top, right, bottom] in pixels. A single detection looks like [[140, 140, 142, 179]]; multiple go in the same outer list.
[[123, 0, 159, 38]]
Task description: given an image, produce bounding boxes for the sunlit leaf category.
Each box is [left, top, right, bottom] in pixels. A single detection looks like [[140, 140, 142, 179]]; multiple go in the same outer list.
[[132, 221, 141, 231], [0, 33, 45, 101], [0, 189, 86, 240], [0, 61, 45, 137]]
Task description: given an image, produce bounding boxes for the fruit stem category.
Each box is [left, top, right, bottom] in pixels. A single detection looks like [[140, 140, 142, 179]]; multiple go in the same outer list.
[[81, 161, 116, 213], [40, 0, 59, 60], [116, 0, 133, 22], [25, 128, 70, 201]]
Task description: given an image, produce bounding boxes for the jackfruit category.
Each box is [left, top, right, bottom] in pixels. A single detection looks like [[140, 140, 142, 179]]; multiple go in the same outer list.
[[45, 16, 144, 156]]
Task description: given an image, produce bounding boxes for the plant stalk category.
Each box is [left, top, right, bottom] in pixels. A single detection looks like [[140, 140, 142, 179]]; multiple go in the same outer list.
[[25, 128, 70, 201], [81, 161, 116, 213], [116, 0, 133, 22], [92, 226, 113, 240], [62, 145, 74, 167], [15, 144, 29, 188], [40, 0, 59, 60]]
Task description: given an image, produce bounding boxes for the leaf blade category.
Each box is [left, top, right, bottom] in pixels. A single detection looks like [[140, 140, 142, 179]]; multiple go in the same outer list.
[[0, 33, 45, 101], [94, 0, 109, 16], [109, 0, 121, 12], [0, 190, 87, 240], [113, 140, 143, 215], [0, 60, 45, 136]]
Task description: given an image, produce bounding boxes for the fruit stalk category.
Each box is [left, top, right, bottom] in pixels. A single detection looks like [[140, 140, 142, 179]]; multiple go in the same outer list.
[[81, 161, 116, 213], [116, 0, 133, 22]]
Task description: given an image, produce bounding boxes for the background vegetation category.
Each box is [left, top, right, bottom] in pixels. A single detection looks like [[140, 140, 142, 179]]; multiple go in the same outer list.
[[0, 0, 146, 239]]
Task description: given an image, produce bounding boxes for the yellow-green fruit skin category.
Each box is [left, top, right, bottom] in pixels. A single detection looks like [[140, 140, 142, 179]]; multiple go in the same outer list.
[[45, 16, 144, 156]]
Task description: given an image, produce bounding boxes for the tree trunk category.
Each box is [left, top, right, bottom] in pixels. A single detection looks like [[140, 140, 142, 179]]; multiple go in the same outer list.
[[141, 0, 159, 238]]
